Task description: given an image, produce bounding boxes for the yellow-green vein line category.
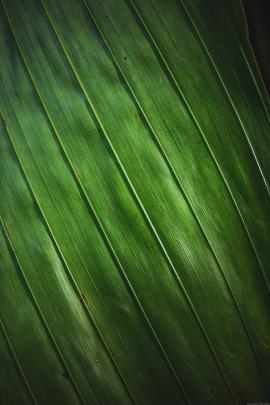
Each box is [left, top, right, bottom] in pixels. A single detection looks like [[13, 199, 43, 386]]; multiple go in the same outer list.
[[0, 314, 37, 405], [41, 2, 236, 403], [0, 217, 86, 405], [0, 110, 135, 404], [178, 0, 269, 193], [82, 0, 268, 393], [128, 0, 270, 298], [4, 2, 188, 400]]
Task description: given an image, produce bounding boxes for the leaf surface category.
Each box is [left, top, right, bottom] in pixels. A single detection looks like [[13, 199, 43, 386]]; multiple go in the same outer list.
[[0, 1, 269, 404]]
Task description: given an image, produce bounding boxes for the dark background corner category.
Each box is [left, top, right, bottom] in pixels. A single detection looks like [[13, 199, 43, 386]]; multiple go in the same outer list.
[[243, 0, 270, 94]]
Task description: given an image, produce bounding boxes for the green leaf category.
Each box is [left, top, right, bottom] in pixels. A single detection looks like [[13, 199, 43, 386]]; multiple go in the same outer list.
[[0, 0, 269, 404]]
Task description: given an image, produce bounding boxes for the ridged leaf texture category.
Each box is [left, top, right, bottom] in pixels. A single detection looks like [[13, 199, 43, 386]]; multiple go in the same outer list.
[[0, 0, 269, 404]]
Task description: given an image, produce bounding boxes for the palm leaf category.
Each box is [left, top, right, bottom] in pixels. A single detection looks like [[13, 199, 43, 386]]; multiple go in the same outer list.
[[0, 0, 269, 404]]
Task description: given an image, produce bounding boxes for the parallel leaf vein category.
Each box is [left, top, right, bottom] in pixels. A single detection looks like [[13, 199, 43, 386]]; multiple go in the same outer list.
[[0, 312, 37, 405], [128, 0, 270, 297], [3, 1, 181, 402], [81, 0, 267, 391], [40, 1, 238, 403], [177, 0, 269, 193], [0, 217, 85, 405]]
